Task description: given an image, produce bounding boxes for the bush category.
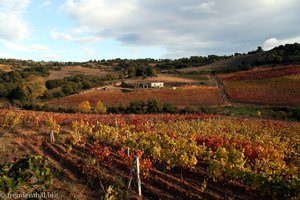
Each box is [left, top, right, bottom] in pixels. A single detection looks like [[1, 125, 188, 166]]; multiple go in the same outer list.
[[162, 103, 176, 113], [78, 101, 91, 113], [147, 98, 161, 113], [95, 101, 107, 114]]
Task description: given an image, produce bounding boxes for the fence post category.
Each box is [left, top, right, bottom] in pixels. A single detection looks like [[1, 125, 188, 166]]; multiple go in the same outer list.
[[50, 130, 55, 143], [136, 156, 142, 197]]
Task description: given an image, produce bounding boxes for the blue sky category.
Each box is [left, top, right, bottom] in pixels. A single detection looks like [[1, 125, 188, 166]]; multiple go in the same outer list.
[[0, 0, 300, 62]]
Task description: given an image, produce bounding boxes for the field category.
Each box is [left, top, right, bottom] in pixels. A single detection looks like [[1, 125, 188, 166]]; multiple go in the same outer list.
[[49, 86, 224, 107], [0, 109, 299, 199], [219, 65, 300, 106], [46, 65, 117, 80], [125, 74, 199, 84]]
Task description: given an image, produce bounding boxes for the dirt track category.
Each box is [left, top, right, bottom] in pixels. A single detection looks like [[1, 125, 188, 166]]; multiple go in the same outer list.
[[209, 75, 232, 106]]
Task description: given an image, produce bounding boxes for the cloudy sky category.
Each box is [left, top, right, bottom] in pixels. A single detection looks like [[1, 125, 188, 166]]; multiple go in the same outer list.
[[0, 0, 299, 61]]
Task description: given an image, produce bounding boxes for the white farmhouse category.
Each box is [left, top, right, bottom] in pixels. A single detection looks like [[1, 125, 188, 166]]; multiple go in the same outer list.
[[150, 82, 164, 88], [143, 82, 164, 88]]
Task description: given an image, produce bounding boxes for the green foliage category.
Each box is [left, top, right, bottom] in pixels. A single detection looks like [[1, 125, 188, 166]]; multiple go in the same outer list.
[[21, 75, 47, 103], [162, 103, 176, 113], [0, 155, 52, 193], [147, 98, 161, 113], [128, 101, 146, 114], [256, 43, 300, 65]]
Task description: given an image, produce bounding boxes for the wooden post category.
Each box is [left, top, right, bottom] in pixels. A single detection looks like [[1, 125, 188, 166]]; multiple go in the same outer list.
[[127, 156, 142, 198], [136, 156, 142, 197], [50, 130, 55, 143], [157, 133, 161, 145]]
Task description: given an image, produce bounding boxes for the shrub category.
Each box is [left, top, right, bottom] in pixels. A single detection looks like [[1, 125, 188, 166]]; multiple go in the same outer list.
[[78, 101, 91, 113], [95, 100, 107, 114]]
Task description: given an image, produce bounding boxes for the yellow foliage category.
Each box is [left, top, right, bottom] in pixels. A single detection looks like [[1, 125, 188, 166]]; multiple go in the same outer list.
[[95, 100, 107, 114], [78, 101, 91, 113]]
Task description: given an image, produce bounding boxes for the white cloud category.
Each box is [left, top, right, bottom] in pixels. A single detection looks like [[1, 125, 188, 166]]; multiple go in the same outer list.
[[65, 0, 137, 27], [0, 0, 31, 41], [61, 0, 300, 58], [81, 47, 94, 55], [51, 28, 101, 43], [179, 1, 217, 14], [263, 36, 300, 50], [51, 30, 73, 40], [1, 40, 49, 52]]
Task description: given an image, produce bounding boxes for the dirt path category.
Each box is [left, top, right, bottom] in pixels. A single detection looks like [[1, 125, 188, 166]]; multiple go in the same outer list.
[[209, 75, 232, 106]]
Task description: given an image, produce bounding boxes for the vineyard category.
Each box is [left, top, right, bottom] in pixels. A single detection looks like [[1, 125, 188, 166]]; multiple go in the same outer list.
[[219, 65, 300, 106], [0, 109, 299, 199], [49, 86, 223, 107]]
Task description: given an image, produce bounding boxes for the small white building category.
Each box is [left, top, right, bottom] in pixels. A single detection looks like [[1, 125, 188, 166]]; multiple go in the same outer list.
[[150, 82, 164, 88], [143, 82, 164, 88]]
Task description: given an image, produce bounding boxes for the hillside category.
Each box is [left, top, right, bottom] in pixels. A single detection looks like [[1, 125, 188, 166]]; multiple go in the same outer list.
[[219, 65, 300, 106], [45, 65, 118, 80], [0, 43, 300, 112], [178, 54, 259, 73]]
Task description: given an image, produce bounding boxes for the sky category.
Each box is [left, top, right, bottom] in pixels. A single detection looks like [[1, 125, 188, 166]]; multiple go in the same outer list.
[[0, 0, 299, 62]]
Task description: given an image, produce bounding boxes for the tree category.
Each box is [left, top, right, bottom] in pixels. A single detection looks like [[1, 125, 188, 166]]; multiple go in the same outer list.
[[21, 75, 47, 103], [128, 101, 146, 114], [163, 103, 176, 113], [0, 83, 10, 98], [78, 101, 91, 113], [256, 46, 263, 53], [95, 100, 107, 114], [146, 66, 157, 77], [147, 98, 161, 113]]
